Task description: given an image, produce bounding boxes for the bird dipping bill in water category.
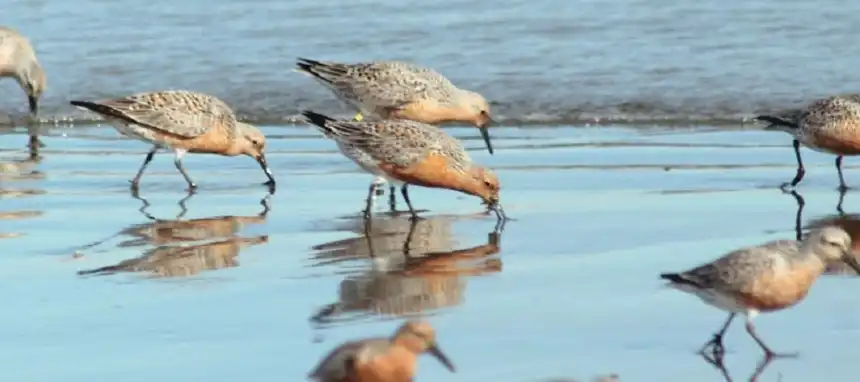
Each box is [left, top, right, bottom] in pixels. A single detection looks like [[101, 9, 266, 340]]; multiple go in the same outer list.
[[660, 226, 860, 358], [308, 320, 455, 382], [296, 58, 496, 209], [756, 94, 860, 191], [0, 26, 47, 150], [70, 90, 276, 191], [301, 110, 505, 220]]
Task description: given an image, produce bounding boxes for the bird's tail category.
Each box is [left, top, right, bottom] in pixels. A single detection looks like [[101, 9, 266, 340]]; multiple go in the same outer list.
[[659, 272, 703, 288], [754, 112, 801, 131], [70, 99, 126, 121], [301, 110, 367, 142], [295, 57, 351, 86]]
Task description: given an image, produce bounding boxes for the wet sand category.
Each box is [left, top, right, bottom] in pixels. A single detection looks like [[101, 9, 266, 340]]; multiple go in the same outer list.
[[2, 124, 860, 381]]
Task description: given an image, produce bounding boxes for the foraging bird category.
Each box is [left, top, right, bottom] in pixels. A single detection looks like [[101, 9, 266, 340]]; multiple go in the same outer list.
[[301, 110, 505, 220], [756, 94, 860, 190], [660, 226, 860, 358], [0, 26, 47, 149], [308, 320, 455, 382], [296, 58, 495, 208], [70, 90, 276, 191]]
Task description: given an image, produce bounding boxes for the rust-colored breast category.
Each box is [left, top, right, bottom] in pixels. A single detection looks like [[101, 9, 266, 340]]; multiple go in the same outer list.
[[354, 347, 417, 382], [388, 101, 464, 125], [378, 153, 463, 190], [737, 265, 820, 312], [808, 128, 860, 155]]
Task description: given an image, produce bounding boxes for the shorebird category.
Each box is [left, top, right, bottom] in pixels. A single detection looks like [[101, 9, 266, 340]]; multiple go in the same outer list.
[[296, 58, 495, 209], [301, 110, 505, 220], [70, 90, 276, 191], [308, 320, 455, 382], [0, 26, 47, 150], [660, 226, 860, 358], [756, 94, 860, 190]]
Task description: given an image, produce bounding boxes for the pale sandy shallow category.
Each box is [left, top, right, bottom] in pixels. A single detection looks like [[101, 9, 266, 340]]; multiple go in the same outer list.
[[1, 124, 860, 381]]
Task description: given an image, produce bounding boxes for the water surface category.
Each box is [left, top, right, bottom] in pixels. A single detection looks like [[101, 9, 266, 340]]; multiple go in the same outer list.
[[4, 0, 860, 126], [2, 125, 860, 381]]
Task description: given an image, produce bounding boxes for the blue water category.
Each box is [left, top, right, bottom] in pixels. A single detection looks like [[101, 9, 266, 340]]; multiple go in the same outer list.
[[2, 124, 860, 381], [4, 0, 860, 125]]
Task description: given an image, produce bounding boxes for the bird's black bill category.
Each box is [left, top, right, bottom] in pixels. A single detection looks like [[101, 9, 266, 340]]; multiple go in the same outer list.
[[842, 251, 860, 274], [487, 201, 509, 221], [479, 125, 494, 155], [28, 96, 38, 118], [428, 344, 456, 372], [256, 154, 276, 193]]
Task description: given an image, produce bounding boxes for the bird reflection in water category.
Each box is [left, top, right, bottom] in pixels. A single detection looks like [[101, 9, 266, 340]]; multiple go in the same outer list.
[[75, 190, 270, 278], [790, 188, 860, 276], [700, 351, 781, 382], [309, 214, 505, 331], [0, 154, 45, 238]]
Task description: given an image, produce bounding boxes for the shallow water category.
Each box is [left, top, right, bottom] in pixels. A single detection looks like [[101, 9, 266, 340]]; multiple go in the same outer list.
[[2, 125, 860, 381], [5, 0, 860, 125]]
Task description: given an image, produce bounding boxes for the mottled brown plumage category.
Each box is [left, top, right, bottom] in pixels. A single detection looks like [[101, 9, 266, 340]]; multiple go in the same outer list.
[[302, 110, 504, 220], [757, 94, 860, 190], [70, 90, 276, 191], [661, 226, 860, 358]]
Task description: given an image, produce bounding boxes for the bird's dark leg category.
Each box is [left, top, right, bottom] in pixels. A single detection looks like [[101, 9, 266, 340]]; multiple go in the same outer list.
[[130, 146, 159, 189], [699, 313, 735, 358], [363, 183, 378, 220], [781, 139, 805, 191], [388, 184, 397, 212], [400, 185, 418, 220], [836, 156, 849, 191], [745, 319, 798, 359], [172, 149, 197, 191]]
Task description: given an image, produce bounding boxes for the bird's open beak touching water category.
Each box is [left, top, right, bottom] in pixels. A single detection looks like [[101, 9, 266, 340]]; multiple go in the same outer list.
[[255, 154, 276, 192], [427, 343, 456, 373]]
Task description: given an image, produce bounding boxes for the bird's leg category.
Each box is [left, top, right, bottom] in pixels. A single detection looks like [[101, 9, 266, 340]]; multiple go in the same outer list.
[[352, 112, 364, 122], [745, 318, 798, 359], [781, 140, 805, 191], [699, 313, 735, 358], [400, 185, 419, 220], [363, 183, 378, 220], [172, 148, 197, 191], [130, 146, 159, 189], [388, 184, 397, 212], [837, 186, 847, 216], [836, 156, 849, 191]]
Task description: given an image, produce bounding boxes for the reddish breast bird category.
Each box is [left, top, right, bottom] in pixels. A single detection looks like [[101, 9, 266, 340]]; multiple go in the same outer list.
[[301, 110, 505, 220], [660, 226, 860, 359], [70, 90, 276, 192], [756, 94, 860, 190], [308, 320, 455, 382]]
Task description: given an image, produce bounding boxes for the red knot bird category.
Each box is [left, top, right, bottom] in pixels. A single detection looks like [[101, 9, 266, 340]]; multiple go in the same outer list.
[[661, 226, 860, 358], [296, 58, 495, 208], [70, 90, 276, 192], [0, 26, 47, 151], [756, 94, 860, 190], [301, 110, 505, 220], [308, 320, 455, 382]]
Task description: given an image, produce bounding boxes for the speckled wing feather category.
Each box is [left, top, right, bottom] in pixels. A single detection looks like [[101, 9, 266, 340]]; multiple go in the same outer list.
[[672, 239, 799, 291], [800, 94, 860, 129], [79, 90, 237, 139], [303, 111, 472, 171], [297, 58, 458, 112]]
